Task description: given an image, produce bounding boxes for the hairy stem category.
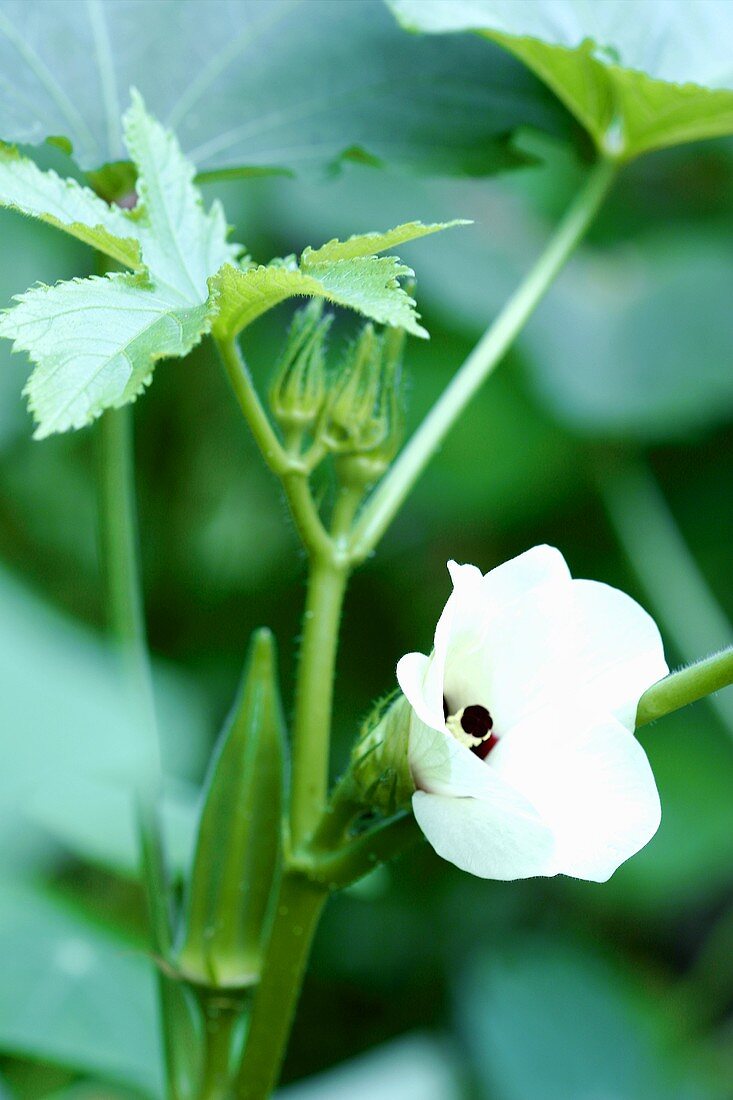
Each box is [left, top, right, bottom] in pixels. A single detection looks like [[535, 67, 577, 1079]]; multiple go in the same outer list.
[[290, 559, 349, 848], [349, 157, 618, 563], [636, 648, 733, 727], [233, 874, 327, 1100]]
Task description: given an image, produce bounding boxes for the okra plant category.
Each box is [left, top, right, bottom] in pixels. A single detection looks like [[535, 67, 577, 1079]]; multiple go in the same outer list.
[[1, 1, 733, 1098]]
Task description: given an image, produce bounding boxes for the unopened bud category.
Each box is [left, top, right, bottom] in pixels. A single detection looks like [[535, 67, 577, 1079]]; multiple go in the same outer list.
[[318, 323, 382, 454], [348, 692, 414, 817], [335, 325, 405, 489], [270, 300, 332, 432]]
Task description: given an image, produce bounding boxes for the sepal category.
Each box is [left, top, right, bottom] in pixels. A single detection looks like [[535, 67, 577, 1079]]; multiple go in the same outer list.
[[348, 692, 414, 817]]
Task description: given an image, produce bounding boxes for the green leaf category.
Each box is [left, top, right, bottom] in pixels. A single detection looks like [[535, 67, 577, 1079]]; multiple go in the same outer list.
[[0, 0, 570, 177], [0, 881, 161, 1092], [122, 89, 239, 300], [460, 934, 719, 1100], [0, 273, 210, 438], [524, 232, 733, 440], [0, 145, 141, 268], [281, 1035, 461, 1100], [0, 95, 238, 436], [0, 561, 207, 882], [213, 255, 427, 340], [301, 220, 468, 265], [388, 0, 733, 160]]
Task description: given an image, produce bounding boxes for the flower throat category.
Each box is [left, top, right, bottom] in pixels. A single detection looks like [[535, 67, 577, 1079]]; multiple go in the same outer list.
[[443, 696, 497, 759]]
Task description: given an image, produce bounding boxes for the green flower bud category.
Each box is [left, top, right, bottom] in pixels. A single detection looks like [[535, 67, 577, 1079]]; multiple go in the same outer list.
[[335, 326, 405, 489], [348, 691, 414, 817], [319, 322, 382, 454], [269, 300, 332, 432], [177, 629, 286, 989]]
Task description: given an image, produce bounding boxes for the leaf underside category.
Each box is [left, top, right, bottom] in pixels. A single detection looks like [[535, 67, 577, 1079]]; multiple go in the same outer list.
[[387, 0, 733, 160], [0, 0, 571, 178], [0, 273, 209, 438]]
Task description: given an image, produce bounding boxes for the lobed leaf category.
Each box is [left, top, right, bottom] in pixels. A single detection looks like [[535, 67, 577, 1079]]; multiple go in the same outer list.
[[0, 94, 239, 436], [0, 144, 141, 268], [212, 255, 427, 341], [0, 0, 570, 178], [301, 219, 469, 265], [0, 273, 210, 437], [388, 0, 733, 160], [122, 88, 240, 300]]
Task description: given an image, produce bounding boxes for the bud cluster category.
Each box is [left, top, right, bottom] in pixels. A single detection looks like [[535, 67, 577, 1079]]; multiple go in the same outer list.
[[269, 301, 405, 489]]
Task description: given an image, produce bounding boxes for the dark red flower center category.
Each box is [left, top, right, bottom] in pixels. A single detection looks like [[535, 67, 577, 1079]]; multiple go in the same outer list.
[[443, 697, 497, 758]]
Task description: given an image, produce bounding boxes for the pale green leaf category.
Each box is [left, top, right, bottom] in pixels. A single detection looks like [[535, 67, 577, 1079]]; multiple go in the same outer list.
[[0, 881, 161, 1090], [0, 145, 141, 267], [212, 256, 427, 340], [122, 89, 240, 300], [0, 0, 570, 178], [301, 219, 469, 265], [388, 0, 733, 160], [0, 273, 210, 438]]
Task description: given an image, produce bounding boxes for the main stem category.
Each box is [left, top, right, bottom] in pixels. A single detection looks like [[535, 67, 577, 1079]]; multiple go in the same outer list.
[[233, 873, 327, 1099], [290, 559, 349, 849], [349, 157, 618, 563]]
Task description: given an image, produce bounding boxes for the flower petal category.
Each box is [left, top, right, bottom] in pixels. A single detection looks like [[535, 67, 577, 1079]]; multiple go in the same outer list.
[[408, 714, 498, 797], [562, 580, 669, 729], [412, 786, 555, 880], [450, 577, 667, 733], [480, 544, 571, 608], [396, 651, 444, 731], [490, 706, 661, 882]]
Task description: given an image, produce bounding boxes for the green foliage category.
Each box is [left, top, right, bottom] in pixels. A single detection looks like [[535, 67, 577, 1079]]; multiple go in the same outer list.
[[0, 90, 454, 435], [0, 0, 570, 177], [2, 274, 210, 438], [213, 222, 461, 341], [388, 0, 733, 160], [301, 220, 468, 265], [0, 93, 235, 436], [460, 934, 721, 1099], [121, 89, 239, 300], [0, 882, 161, 1092], [525, 233, 733, 439], [0, 145, 141, 268], [213, 255, 427, 341]]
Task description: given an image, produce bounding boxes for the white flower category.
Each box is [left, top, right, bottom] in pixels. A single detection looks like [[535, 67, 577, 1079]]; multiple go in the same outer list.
[[396, 545, 668, 883]]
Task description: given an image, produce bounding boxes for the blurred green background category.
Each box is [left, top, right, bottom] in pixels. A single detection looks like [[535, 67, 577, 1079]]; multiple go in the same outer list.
[[1, 3, 733, 1099]]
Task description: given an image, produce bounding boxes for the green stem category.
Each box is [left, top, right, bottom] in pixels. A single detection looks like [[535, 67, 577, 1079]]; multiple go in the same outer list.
[[289, 559, 349, 848], [98, 408, 188, 1100], [349, 158, 618, 564], [636, 648, 733, 728], [215, 335, 332, 559], [233, 873, 327, 1100], [98, 406, 148, 647], [197, 993, 246, 1100], [307, 811, 421, 889]]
